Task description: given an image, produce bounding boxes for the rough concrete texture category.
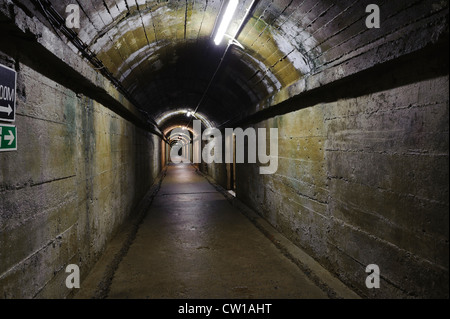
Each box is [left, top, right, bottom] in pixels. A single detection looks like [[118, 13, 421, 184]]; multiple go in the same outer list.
[[0, 57, 161, 298], [232, 75, 449, 298]]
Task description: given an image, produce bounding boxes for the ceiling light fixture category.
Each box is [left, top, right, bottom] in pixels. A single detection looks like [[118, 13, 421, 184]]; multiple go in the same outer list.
[[214, 0, 239, 46], [183, 0, 257, 132]]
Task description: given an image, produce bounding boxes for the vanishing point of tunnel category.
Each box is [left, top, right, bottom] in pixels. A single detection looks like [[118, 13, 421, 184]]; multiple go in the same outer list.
[[0, 0, 448, 300]]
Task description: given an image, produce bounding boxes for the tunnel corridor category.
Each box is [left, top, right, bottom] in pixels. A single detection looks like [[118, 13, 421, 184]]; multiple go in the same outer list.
[[76, 163, 358, 299], [0, 0, 449, 300]]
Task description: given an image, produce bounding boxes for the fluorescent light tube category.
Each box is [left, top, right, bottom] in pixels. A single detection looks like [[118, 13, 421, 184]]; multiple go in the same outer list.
[[214, 0, 239, 45]]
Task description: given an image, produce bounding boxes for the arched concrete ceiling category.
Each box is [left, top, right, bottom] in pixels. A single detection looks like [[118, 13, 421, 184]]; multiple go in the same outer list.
[[75, 0, 319, 113], [21, 0, 327, 130], [21, 0, 441, 132]]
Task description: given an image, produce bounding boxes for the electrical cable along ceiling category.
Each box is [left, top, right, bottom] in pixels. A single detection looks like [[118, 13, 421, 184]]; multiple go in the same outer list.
[[14, 0, 446, 133]]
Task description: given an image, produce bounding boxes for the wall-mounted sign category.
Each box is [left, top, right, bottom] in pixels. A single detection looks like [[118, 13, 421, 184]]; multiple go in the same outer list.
[[0, 124, 17, 152], [0, 64, 16, 122]]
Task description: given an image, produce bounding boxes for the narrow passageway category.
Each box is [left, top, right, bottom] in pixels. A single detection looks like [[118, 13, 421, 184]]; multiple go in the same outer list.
[[106, 163, 327, 299], [1, 0, 448, 300]]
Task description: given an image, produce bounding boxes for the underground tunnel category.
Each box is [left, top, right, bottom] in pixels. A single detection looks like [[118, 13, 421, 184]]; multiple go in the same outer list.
[[0, 0, 448, 300]]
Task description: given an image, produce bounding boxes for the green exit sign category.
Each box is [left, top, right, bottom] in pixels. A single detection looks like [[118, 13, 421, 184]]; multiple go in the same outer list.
[[0, 124, 17, 151]]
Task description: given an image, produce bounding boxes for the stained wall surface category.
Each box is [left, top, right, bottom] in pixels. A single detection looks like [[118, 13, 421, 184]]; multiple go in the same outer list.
[[0, 39, 161, 300], [235, 75, 449, 298]]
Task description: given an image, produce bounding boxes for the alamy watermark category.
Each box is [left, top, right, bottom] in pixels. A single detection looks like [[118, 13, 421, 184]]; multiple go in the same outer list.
[[366, 4, 381, 29], [365, 264, 381, 289], [65, 4, 80, 29], [65, 264, 80, 289], [170, 120, 278, 175]]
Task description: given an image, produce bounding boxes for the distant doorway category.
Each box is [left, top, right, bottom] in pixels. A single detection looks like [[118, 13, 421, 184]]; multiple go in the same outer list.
[[226, 134, 236, 194]]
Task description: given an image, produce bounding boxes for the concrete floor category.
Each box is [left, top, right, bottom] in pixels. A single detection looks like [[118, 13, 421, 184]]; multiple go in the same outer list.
[[76, 163, 359, 299]]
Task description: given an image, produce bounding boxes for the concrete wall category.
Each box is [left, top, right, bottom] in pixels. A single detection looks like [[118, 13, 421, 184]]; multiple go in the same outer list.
[[205, 162, 227, 190], [0, 55, 161, 298], [235, 74, 449, 298]]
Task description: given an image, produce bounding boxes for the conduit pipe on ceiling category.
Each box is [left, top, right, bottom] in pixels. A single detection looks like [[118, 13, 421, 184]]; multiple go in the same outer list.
[[184, 0, 259, 130]]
